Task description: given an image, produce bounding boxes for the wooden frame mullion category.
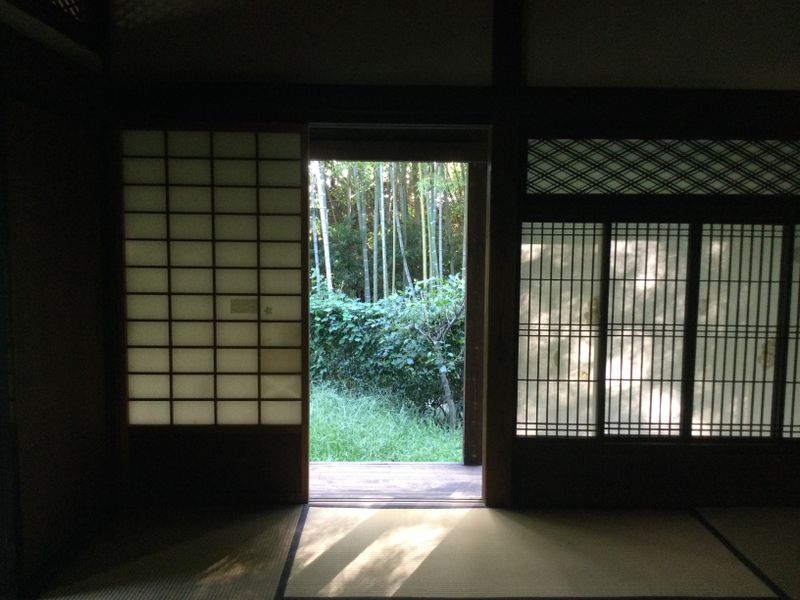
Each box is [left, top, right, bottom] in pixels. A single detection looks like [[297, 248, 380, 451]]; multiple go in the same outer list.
[[594, 223, 612, 438], [771, 224, 796, 437], [680, 224, 703, 439]]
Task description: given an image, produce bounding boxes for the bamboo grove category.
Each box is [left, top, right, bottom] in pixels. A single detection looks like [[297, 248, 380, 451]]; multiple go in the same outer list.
[[309, 161, 467, 299]]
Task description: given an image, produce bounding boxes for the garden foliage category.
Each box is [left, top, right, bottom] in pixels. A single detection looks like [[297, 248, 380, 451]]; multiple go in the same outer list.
[[310, 275, 465, 423]]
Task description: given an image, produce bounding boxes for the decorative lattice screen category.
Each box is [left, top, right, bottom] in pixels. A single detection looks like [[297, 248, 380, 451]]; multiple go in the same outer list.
[[527, 140, 800, 195]]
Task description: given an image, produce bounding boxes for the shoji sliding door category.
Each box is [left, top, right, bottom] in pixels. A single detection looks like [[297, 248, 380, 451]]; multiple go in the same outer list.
[[515, 138, 800, 505], [120, 128, 308, 503], [518, 140, 800, 442]]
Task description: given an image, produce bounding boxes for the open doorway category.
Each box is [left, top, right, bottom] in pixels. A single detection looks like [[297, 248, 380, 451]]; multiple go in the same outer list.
[[306, 128, 486, 503]]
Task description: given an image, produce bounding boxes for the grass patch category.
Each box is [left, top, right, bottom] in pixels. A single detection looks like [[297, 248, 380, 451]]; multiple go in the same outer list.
[[310, 382, 462, 462]]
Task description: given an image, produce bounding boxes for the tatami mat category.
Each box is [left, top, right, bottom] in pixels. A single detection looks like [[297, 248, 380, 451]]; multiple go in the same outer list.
[[284, 507, 774, 598], [699, 507, 800, 600], [41, 506, 301, 600]]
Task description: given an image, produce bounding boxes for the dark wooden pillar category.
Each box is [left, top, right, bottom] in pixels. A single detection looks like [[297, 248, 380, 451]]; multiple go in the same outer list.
[[484, 0, 524, 506]]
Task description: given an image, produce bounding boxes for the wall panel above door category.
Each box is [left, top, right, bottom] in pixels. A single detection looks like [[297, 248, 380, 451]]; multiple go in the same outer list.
[[110, 0, 492, 85]]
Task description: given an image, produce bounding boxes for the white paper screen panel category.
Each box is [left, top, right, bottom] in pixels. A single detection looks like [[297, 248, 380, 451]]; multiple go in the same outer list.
[[122, 129, 305, 426]]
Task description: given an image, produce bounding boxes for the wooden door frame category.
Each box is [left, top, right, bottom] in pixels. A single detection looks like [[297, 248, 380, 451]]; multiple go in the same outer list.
[[463, 162, 487, 465], [307, 125, 489, 474]]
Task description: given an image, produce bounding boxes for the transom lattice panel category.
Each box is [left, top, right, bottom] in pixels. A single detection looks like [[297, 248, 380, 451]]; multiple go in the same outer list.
[[527, 140, 800, 195], [122, 129, 305, 426]]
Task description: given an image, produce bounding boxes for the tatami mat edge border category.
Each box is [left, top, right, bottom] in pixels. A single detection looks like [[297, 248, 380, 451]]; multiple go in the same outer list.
[[690, 509, 789, 599], [276, 504, 311, 600]]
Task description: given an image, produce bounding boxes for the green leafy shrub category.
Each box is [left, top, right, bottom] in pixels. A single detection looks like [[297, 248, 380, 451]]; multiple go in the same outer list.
[[310, 276, 465, 423]]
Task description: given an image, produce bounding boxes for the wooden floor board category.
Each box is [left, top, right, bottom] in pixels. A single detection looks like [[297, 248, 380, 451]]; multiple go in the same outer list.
[[309, 462, 482, 502]]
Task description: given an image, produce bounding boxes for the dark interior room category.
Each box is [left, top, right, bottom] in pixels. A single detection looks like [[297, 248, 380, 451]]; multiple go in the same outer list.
[[2, 1, 799, 598]]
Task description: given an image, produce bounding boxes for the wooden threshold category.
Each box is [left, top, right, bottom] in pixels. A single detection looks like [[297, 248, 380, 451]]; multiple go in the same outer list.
[[309, 462, 483, 506]]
